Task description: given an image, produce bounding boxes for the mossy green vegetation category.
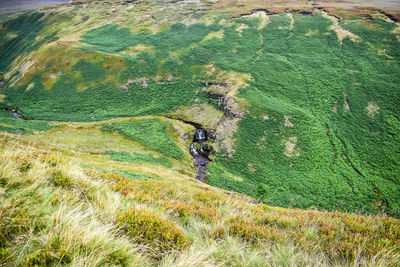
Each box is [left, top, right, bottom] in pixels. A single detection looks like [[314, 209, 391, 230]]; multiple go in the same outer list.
[[2, 56, 212, 121], [1, 8, 399, 216], [82, 22, 219, 53], [1, 7, 399, 216], [103, 118, 184, 160], [0, 2, 400, 264], [0, 11, 47, 72], [204, 14, 400, 216], [0, 110, 52, 134]]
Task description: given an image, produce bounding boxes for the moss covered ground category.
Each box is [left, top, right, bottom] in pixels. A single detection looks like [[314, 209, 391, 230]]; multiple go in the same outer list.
[[1, 4, 399, 215], [0, 0, 400, 264]]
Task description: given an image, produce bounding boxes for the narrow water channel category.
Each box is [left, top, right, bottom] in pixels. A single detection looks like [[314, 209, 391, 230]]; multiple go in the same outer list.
[[7, 109, 25, 120], [190, 128, 211, 183], [167, 116, 212, 183]]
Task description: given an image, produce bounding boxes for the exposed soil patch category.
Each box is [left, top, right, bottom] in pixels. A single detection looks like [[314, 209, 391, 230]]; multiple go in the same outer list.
[[320, 10, 361, 43], [284, 136, 300, 157], [242, 10, 270, 30], [247, 162, 256, 173], [366, 102, 380, 117], [344, 92, 350, 111], [284, 115, 294, 127]]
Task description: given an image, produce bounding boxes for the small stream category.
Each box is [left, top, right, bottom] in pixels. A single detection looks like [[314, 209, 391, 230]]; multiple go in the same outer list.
[[190, 128, 211, 183], [7, 109, 25, 120], [167, 116, 212, 183]]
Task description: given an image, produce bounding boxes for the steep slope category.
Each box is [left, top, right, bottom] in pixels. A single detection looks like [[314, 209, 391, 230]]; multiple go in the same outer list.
[[0, 0, 400, 264], [0, 121, 399, 265], [1, 0, 399, 216]]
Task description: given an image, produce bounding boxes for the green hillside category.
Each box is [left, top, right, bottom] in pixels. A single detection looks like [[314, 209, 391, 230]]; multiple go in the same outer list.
[[1, 1, 399, 215], [0, 0, 400, 265]]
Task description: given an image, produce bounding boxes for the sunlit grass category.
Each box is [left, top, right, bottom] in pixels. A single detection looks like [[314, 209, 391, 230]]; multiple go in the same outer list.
[[0, 137, 399, 266]]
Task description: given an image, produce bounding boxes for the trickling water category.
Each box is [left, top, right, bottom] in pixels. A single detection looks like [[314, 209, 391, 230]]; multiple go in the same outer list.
[[190, 143, 199, 156], [194, 128, 207, 142], [190, 128, 210, 183], [166, 117, 212, 183], [193, 154, 210, 183], [7, 109, 25, 120]]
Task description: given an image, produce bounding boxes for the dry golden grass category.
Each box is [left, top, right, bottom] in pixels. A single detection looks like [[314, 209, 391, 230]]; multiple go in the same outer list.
[[320, 10, 361, 43], [0, 125, 399, 266], [1, 1, 400, 264]]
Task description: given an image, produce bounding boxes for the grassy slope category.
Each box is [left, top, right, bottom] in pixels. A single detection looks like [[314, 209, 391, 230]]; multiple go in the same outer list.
[[1, 1, 399, 215], [0, 0, 400, 264], [176, 13, 399, 215], [0, 126, 399, 266]]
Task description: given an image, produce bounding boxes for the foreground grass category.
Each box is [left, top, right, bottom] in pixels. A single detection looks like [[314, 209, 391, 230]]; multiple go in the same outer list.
[[0, 1, 400, 264], [0, 135, 399, 266]]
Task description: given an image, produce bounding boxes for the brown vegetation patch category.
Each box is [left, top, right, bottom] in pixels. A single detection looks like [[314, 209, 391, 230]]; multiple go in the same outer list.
[[313, 1, 400, 20], [201, 30, 225, 42], [366, 102, 380, 117], [201, 65, 253, 157], [122, 44, 155, 56], [242, 11, 270, 30], [284, 136, 300, 157], [248, 163, 256, 173], [284, 115, 294, 127], [236, 23, 249, 33], [320, 11, 361, 43], [344, 92, 350, 111], [227, 217, 284, 244]]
